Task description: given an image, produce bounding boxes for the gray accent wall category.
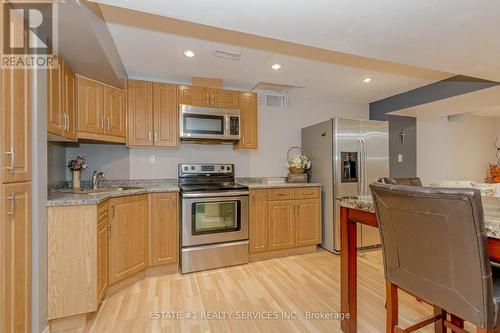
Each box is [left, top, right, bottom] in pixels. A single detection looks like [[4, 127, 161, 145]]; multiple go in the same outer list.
[[369, 75, 500, 178]]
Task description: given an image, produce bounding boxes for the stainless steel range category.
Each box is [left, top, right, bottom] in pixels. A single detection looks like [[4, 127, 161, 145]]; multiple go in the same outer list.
[[178, 163, 249, 273]]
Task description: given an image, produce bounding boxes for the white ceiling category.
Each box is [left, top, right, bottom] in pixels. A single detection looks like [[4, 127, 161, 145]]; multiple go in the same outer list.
[[91, 0, 500, 82], [99, 6, 452, 104]]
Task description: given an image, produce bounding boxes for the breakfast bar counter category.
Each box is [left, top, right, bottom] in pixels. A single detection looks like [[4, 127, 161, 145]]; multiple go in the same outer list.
[[337, 195, 500, 333]]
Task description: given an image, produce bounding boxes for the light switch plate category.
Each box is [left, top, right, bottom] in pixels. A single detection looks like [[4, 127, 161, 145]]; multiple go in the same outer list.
[[398, 154, 403, 163], [149, 155, 155, 164]]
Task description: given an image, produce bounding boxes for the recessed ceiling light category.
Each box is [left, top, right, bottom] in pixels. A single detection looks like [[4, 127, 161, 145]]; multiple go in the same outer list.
[[363, 77, 372, 83], [271, 64, 282, 70], [183, 50, 195, 58]]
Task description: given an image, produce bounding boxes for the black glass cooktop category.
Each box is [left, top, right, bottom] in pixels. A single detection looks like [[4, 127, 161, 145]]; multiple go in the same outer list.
[[179, 182, 248, 193]]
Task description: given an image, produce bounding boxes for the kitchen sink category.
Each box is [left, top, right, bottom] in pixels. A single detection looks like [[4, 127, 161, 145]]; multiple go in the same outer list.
[[55, 186, 144, 195]]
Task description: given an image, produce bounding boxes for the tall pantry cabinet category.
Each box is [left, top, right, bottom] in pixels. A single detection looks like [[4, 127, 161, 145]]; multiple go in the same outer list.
[[1, 3, 33, 332]]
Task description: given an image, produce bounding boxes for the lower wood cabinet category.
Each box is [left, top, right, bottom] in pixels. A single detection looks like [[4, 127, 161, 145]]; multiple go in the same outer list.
[[1, 182, 32, 333], [96, 204, 109, 304], [108, 194, 149, 284], [150, 193, 179, 266], [249, 187, 321, 254]]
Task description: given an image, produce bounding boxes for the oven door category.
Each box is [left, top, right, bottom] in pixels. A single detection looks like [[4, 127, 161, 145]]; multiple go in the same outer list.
[[182, 192, 249, 247]]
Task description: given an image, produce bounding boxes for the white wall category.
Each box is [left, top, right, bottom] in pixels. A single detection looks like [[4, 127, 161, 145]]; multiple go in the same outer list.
[[63, 92, 368, 180], [417, 115, 499, 185]]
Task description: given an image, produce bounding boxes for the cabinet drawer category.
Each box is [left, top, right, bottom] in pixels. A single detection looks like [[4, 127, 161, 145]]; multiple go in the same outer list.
[[97, 201, 108, 220], [293, 187, 320, 200], [268, 188, 292, 201]]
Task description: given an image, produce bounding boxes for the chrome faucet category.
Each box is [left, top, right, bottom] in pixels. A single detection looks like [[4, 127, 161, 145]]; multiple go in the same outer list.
[[92, 170, 105, 189]]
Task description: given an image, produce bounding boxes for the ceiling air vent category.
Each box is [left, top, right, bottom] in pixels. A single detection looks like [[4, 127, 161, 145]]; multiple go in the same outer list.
[[213, 50, 240, 61]]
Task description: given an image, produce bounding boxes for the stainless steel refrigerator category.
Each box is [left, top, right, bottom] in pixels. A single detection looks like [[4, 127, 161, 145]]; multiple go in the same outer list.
[[301, 118, 389, 253]]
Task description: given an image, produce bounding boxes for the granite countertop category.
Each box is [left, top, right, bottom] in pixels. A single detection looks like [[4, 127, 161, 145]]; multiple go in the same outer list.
[[337, 195, 500, 240], [236, 178, 322, 189], [47, 180, 179, 207]]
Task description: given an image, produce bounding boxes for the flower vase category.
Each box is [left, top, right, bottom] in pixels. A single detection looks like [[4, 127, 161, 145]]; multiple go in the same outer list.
[[72, 170, 81, 190]]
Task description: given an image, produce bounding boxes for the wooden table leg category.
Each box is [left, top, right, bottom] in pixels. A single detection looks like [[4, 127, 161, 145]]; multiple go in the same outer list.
[[341, 207, 358, 333]]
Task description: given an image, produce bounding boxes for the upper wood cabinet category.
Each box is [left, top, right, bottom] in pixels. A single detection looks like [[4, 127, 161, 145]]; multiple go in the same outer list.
[[178, 85, 210, 107], [153, 83, 179, 147], [150, 193, 179, 266], [249, 189, 268, 254], [127, 80, 179, 148], [2, 182, 32, 333], [210, 89, 239, 109], [104, 86, 126, 138], [108, 194, 149, 285], [234, 92, 257, 150], [179, 85, 239, 109], [2, 67, 31, 183], [48, 58, 77, 141], [77, 75, 126, 143], [127, 80, 153, 146]]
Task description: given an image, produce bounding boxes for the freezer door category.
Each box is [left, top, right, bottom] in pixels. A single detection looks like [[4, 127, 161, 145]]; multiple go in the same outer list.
[[360, 120, 389, 194], [301, 119, 333, 251], [359, 120, 389, 247], [333, 118, 361, 252]]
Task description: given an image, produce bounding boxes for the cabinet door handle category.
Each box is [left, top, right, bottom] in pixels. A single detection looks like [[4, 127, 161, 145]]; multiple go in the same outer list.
[[154, 132, 158, 143], [107, 116, 111, 131], [65, 113, 69, 131], [148, 132, 152, 142], [101, 115, 104, 129], [4, 146, 14, 174], [5, 193, 15, 216], [107, 224, 111, 237], [110, 205, 115, 217]]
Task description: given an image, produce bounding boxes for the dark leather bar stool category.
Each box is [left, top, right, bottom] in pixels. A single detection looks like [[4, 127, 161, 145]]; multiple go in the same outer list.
[[378, 177, 423, 187], [370, 182, 500, 333]]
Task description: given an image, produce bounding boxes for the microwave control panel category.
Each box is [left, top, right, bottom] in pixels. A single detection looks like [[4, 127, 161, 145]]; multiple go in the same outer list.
[[229, 116, 240, 135]]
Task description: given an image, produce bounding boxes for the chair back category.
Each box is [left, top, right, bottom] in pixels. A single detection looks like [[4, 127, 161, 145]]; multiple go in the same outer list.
[[370, 182, 495, 328], [378, 177, 423, 186]]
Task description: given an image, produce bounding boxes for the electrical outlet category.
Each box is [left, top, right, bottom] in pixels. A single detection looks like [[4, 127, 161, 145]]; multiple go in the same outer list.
[[148, 155, 155, 164], [398, 154, 404, 163]]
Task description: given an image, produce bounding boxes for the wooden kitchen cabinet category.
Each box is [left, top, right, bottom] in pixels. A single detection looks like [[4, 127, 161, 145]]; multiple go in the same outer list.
[[97, 205, 109, 304], [1, 182, 32, 333], [77, 75, 104, 135], [249, 189, 268, 253], [48, 57, 77, 141], [104, 86, 126, 138], [77, 75, 126, 143], [234, 92, 257, 150], [268, 200, 295, 251], [127, 79, 153, 146], [249, 187, 321, 255], [127, 80, 179, 148], [2, 67, 31, 183], [210, 89, 239, 109], [108, 194, 149, 284], [294, 199, 321, 247], [179, 85, 239, 109], [153, 83, 179, 147], [178, 85, 210, 107], [150, 193, 179, 266]]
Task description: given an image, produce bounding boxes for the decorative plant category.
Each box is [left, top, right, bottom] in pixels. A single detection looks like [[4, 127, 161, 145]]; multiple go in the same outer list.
[[286, 147, 312, 171], [68, 154, 88, 171]]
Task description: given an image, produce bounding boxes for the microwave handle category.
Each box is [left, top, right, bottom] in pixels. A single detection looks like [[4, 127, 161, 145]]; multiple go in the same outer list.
[[225, 115, 230, 137]]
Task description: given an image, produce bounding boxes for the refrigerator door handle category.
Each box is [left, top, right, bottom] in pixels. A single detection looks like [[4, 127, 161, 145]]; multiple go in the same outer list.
[[362, 138, 368, 195], [358, 138, 364, 195]]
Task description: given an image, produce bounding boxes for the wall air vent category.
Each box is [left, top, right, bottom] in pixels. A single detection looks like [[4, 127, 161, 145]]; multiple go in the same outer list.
[[252, 82, 302, 109], [213, 50, 240, 61]]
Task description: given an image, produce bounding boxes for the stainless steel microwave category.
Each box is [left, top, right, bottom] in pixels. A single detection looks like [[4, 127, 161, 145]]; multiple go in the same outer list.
[[179, 104, 241, 141]]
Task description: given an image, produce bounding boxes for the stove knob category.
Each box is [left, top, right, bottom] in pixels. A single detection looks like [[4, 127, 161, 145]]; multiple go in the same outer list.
[[183, 166, 188, 171], [191, 166, 195, 171], [220, 166, 225, 171]]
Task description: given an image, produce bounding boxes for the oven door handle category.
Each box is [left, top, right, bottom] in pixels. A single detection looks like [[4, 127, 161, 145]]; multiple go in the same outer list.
[[182, 191, 249, 198]]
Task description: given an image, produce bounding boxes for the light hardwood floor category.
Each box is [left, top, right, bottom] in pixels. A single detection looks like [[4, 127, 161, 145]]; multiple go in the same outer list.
[[82, 249, 473, 333]]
